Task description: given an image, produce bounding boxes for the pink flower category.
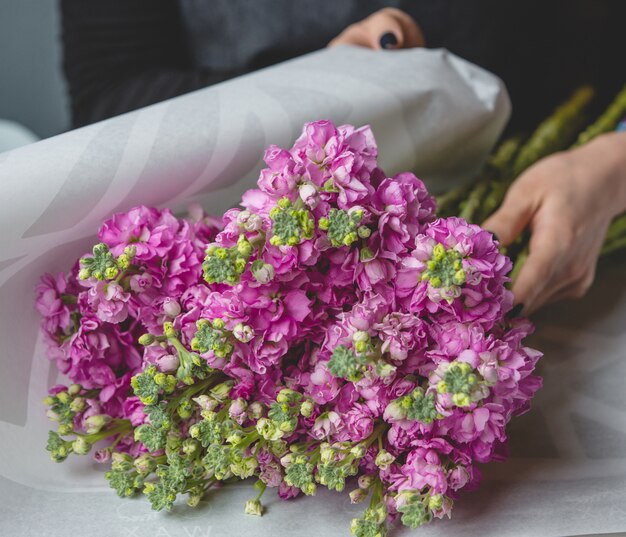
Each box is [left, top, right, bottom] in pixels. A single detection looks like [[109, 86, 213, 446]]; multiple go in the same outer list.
[[341, 403, 375, 442], [87, 281, 130, 324], [98, 206, 180, 261], [36, 272, 75, 335]]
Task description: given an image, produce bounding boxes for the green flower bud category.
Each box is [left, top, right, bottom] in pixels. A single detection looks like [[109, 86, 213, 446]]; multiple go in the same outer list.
[[58, 423, 74, 436], [84, 414, 111, 434], [374, 449, 395, 470], [244, 499, 263, 516], [69, 397, 86, 413], [247, 401, 264, 420], [269, 198, 314, 247], [71, 436, 91, 455], [134, 454, 156, 474], [210, 381, 233, 401], [251, 260, 275, 284], [138, 333, 156, 346], [300, 399, 314, 418], [349, 488, 368, 504], [322, 208, 364, 248], [277, 388, 301, 403], [358, 475, 374, 490], [256, 418, 284, 441], [420, 243, 466, 302], [67, 384, 82, 396]]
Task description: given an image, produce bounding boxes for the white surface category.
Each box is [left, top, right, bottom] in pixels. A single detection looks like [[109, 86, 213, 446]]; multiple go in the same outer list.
[[7, 45, 619, 536]]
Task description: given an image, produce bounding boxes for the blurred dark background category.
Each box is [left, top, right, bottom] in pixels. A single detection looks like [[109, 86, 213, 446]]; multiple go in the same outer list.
[[0, 1, 68, 146], [0, 0, 623, 153]]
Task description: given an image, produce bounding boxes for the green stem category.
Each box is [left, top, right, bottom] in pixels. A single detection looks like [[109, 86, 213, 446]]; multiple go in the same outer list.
[[573, 84, 626, 147], [511, 86, 595, 178]]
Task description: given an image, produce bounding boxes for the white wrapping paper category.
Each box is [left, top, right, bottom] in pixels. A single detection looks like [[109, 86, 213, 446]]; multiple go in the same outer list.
[[2, 45, 624, 537]]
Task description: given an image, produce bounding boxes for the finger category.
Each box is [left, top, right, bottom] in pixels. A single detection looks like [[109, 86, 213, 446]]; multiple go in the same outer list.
[[512, 225, 563, 311], [364, 8, 425, 49], [482, 193, 533, 246], [328, 24, 373, 48]]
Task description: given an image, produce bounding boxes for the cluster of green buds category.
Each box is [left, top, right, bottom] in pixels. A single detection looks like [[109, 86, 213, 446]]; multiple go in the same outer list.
[[318, 207, 370, 247], [139, 321, 215, 384], [105, 451, 162, 499], [203, 235, 253, 285], [420, 243, 466, 302], [395, 489, 449, 529], [78, 243, 136, 281], [384, 387, 441, 425], [269, 197, 314, 247], [44, 383, 131, 462], [436, 361, 487, 407], [265, 389, 313, 437], [46, 416, 131, 463], [43, 383, 87, 436], [131, 364, 177, 406], [327, 344, 366, 382], [350, 478, 388, 537], [190, 318, 234, 359]]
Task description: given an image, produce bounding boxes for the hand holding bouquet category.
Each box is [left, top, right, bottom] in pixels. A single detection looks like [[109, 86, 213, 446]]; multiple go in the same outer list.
[[38, 120, 542, 535]]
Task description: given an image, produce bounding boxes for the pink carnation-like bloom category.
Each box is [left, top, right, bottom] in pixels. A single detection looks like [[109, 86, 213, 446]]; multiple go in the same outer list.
[[98, 206, 180, 261]]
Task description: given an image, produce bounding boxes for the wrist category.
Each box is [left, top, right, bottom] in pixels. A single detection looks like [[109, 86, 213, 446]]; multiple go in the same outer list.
[[579, 131, 626, 217]]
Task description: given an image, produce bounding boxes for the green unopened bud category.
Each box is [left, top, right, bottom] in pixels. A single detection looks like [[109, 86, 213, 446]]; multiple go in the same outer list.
[[360, 247, 374, 261], [58, 423, 74, 436], [244, 499, 264, 516], [428, 494, 443, 511], [236, 235, 253, 257], [69, 397, 86, 413], [84, 414, 111, 434], [349, 488, 368, 504], [233, 323, 254, 343], [71, 436, 91, 455], [350, 443, 367, 458], [56, 391, 70, 404], [134, 454, 156, 474], [182, 439, 200, 456], [111, 452, 134, 471], [210, 382, 233, 401], [357, 226, 371, 239], [163, 322, 177, 338], [177, 399, 194, 419], [374, 449, 395, 470], [256, 418, 284, 441], [138, 333, 155, 346], [193, 395, 218, 411], [247, 401, 264, 420], [43, 395, 56, 407], [300, 399, 314, 418], [277, 389, 301, 403], [358, 475, 374, 490], [67, 384, 81, 396]]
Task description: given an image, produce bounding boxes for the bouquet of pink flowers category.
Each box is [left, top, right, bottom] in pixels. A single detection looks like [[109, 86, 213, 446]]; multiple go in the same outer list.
[[38, 120, 542, 535]]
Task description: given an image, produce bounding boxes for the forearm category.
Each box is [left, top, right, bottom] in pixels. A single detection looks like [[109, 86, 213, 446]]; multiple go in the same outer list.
[[579, 131, 626, 217]]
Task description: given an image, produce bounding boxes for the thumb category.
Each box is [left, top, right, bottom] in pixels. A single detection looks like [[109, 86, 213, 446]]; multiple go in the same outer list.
[[482, 193, 533, 246]]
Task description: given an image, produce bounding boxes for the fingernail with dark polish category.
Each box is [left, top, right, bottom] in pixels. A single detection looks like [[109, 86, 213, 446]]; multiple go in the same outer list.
[[380, 32, 398, 49], [508, 303, 524, 318]]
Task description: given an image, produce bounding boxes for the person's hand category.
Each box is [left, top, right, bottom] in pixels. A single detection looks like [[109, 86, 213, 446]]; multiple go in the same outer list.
[[483, 132, 626, 314], [328, 8, 425, 50]]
